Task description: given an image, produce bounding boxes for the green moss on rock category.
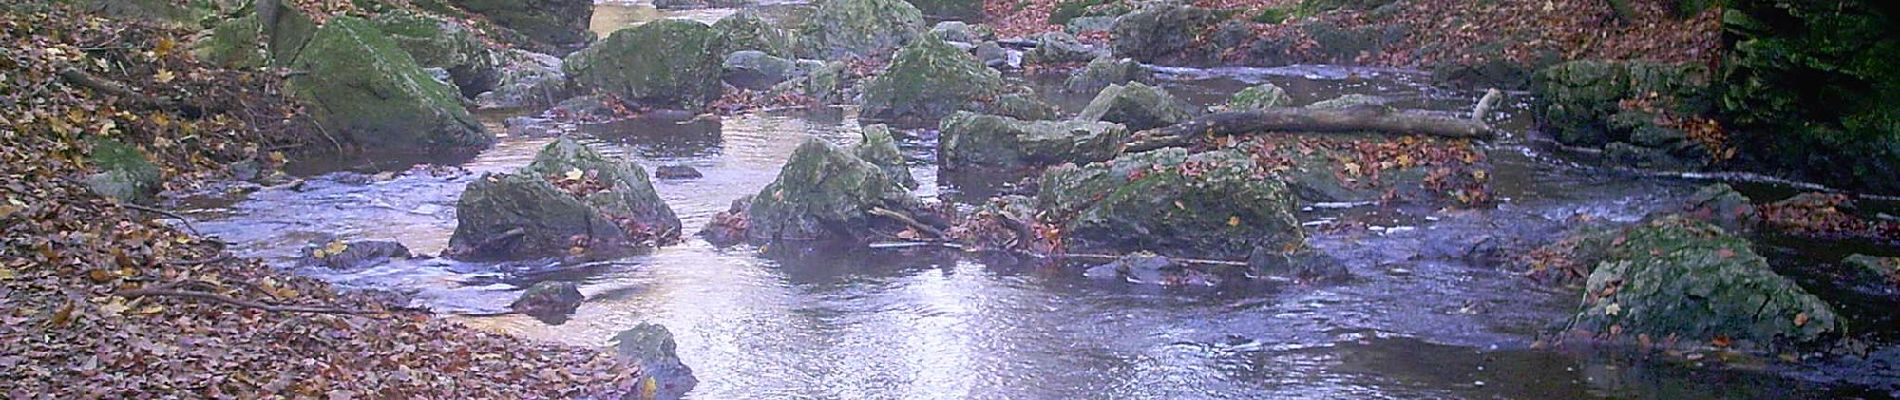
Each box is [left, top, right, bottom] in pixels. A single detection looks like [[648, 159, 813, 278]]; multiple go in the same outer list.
[[746, 139, 921, 241], [1844, 254, 1900, 287], [287, 16, 490, 150], [859, 35, 1004, 122], [193, 14, 265, 69], [713, 12, 795, 57], [855, 125, 918, 189], [1532, 60, 1709, 146], [1037, 148, 1304, 261], [803, 0, 925, 58], [1078, 82, 1193, 131], [939, 111, 1128, 168], [1110, 3, 1217, 64], [1064, 56, 1150, 94], [1227, 83, 1287, 110], [565, 19, 725, 109], [448, 0, 594, 53], [83, 138, 162, 204], [371, 10, 501, 97], [447, 139, 680, 260]]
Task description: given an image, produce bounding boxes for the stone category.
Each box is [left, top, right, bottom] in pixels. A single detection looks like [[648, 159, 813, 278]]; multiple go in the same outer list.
[[83, 139, 162, 204], [745, 139, 922, 241], [854, 125, 918, 189], [192, 14, 266, 69], [802, 0, 925, 58], [1532, 60, 1710, 147], [301, 239, 411, 270], [1077, 82, 1193, 131], [1063, 56, 1150, 94], [1305, 94, 1389, 110], [722, 50, 800, 91], [286, 16, 491, 150], [973, 41, 1009, 69], [698, 196, 753, 247], [475, 49, 570, 109], [939, 112, 1129, 168], [1843, 254, 1900, 287], [928, 21, 987, 44], [371, 10, 502, 97], [566, 20, 724, 109], [859, 35, 1005, 123], [1571, 216, 1840, 345], [611, 323, 697, 400], [965, 92, 1062, 121], [446, 139, 681, 260], [1110, 3, 1218, 64], [1085, 252, 1224, 287], [1023, 31, 1100, 65], [655, 165, 704, 180], [447, 0, 594, 53], [712, 12, 794, 57], [511, 281, 584, 324], [1036, 148, 1305, 261], [1679, 183, 1757, 233], [908, 0, 983, 20], [1226, 83, 1288, 110], [1064, 16, 1117, 35]]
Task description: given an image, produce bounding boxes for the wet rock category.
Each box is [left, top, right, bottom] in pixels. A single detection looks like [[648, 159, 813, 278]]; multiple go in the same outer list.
[[1023, 31, 1100, 66], [1251, 247, 1350, 281], [372, 10, 501, 98], [653, 0, 754, 10], [1084, 252, 1224, 287], [476, 49, 570, 109], [1532, 60, 1711, 147], [973, 41, 1010, 69], [1110, 3, 1218, 64], [565, 19, 725, 109], [722, 50, 800, 91], [698, 196, 753, 247], [447, 139, 681, 260], [939, 112, 1128, 168], [1064, 16, 1117, 35], [910, 0, 983, 20], [83, 138, 162, 204], [1678, 184, 1757, 232], [771, 60, 850, 105], [655, 165, 704, 180], [1226, 83, 1287, 110], [928, 21, 988, 44], [1844, 255, 1900, 287], [511, 281, 583, 324], [1063, 56, 1150, 94], [964, 91, 1062, 121], [301, 239, 412, 270], [1077, 82, 1194, 131], [1570, 216, 1840, 345], [745, 138, 923, 242], [446, 0, 594, 54], [712, 12, 794, 57], [1037, 148, 1304, 261], [550, 95, 618, 121], [192, 13, 265, 69], [287, 16, 491, 150], [859, 35, 1005, 123], [854, 125, 918, 189], [803, 0, 926, 58], [611, 323, 697, 400], [1305, 94, 1389, 110]]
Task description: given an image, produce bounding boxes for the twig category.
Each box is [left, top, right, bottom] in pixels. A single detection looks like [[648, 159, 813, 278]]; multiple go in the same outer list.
[[118, 287, 385, 315], [1472, 88, 1503, 124], [1058, 252, 1250, 267], [119, 202, 202, 236], [306, 115, 345, 153], [56, 67, 192, 113], [869, 207, 947, 239]]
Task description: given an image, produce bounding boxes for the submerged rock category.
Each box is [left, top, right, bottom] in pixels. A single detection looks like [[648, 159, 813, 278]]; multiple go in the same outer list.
[[1077, 82, 1194, 131], [939, 112, 1129, 168], [301, 239, 411, 270], [712, 12, 794, 57], [859, 35, 1005, 123], [1023, 31, 1100, 65], [803, 0, 925, 58], [287, 16, 490, 150], [1084, 252, 1225, 287], [447, 139, 680, 260], [745, 139, 922, 242], [1570, 217, 1840, 345], [854, 125, 918, 189], [446, 0, 594, 53], [1226, 83, 1288, 110], [84, 138, 162, 204], [612, 323, 697, 400], [1064, 56, 1150, 94], [565, 19, 725, 109], [1037, 148, 1304, 262], [510, 281, 583, 324]]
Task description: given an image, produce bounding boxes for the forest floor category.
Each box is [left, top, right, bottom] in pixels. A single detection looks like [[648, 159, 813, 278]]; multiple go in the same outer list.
[[0, 5, 642, 398]]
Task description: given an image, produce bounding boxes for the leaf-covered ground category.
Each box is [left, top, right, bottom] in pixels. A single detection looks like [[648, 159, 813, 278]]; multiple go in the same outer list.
[[0, 4, 641, 398]]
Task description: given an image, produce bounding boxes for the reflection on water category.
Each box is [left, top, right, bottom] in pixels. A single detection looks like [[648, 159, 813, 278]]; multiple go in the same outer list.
[[178, 54, 1897, 399]]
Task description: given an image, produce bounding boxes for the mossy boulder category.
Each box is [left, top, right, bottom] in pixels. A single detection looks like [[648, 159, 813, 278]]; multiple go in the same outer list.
[[1571, 216, 1841, 345], [1227, 83, 1288, 110], [447, 0, 594, 53], [859, 35, 1005, 123], [287, 16, 490, 150], [772, 60, 850, 104], [611, 323, 697, 400], [803, 0, 925, 58], [1532, 60, 1710, 147], [1844, 254, 1900, 287], [928, 21, 988, 44], [565, 19, 725, 109], [965, 92, 1062, 121], [1078, 82, 1194, 131], [745, 139, 922, 242], [371, 10, 502, 98], [939, 111, 1129, 168], [1037, 148, 1304, 262], [1023, 31, 1100, 66], [475, 49, 570, 109], [1064, 56, 1151, 94], [447, 139, 680, 261], [262, 0, 318, 66], [855, 125, 918, 189], [908, 0, 982, 20], [1110, 3, 1218, 65], [713, 12, 795, 57], [83, 138, 162, 204], [192, 14, 265, 69]]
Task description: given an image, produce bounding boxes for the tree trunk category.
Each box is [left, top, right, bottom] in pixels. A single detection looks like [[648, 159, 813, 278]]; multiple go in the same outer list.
[[1126, 106, 1497, 152]]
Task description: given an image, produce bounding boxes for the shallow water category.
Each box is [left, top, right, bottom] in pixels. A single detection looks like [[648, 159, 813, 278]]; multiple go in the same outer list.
[[171, 5, 1900, 399]]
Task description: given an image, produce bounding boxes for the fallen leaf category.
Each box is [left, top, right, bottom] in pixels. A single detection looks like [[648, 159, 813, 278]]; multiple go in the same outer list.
[[154, 69, 175, 84], [1227, 216, 1241, 227], [564, 168, 584, 182], [1794, 312, 1809, 327], [1604, 303, 1622, 316]]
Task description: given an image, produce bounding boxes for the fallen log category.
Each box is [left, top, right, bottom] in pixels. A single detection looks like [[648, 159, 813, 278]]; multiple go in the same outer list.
[[1126, 106, 1497, 152]]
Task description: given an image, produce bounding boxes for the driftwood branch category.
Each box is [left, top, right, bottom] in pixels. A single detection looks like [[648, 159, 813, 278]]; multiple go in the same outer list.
[[869, 207, 948, 239], [57, 67, 195, 113], [120, 203, 202, 236], [1127, 106, 1497, 152], [118, 286, 385, 315]]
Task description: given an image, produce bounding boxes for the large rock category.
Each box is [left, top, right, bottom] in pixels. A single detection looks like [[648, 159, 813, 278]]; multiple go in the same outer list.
[[802, 0, 925, 58], [1110, 3, 1218, 65], [908, 0, 983, 20], [511, 281, 584, 324], [1022, 31, 1100, 65], [939, 112, 1129, 168], [447, 139, 680, 260], [1077, 82, 1193, 131], [611, 323, 697, 400], [1064, 56, 1150, 94], [745, 139, 922, 241], [1571, 216, 1840, 345], [300, 239, 411, 270], [192, 14, 265, 69], [859, 35, 1005, 123], [1036, 148, 1304, 262], [712, 12, 795, 57], [475, 49, 570, 109], [1226, 83, 1288, 110], [565, 20, 725, 109], [287, 16, 490, 150], [1532, 60, 1710, 147], [854, 125, 918, 189], [84, 138, 162, 204], [448, 0, 594, 53], [928, 21, 988, 44], [722, 51, 801, 91], [964, 91, 1062, 121], [371, 10, 502, 98]]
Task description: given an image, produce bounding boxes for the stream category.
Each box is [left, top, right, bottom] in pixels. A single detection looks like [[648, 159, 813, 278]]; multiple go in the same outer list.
[[169, 1, 1900, 398]]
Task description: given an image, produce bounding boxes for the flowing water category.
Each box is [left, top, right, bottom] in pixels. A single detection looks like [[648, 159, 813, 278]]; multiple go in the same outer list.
[[168, 3, 1900, 399]]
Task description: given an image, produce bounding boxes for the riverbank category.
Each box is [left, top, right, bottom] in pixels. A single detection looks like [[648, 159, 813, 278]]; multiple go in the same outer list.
[[0, 4, 642, 397]]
